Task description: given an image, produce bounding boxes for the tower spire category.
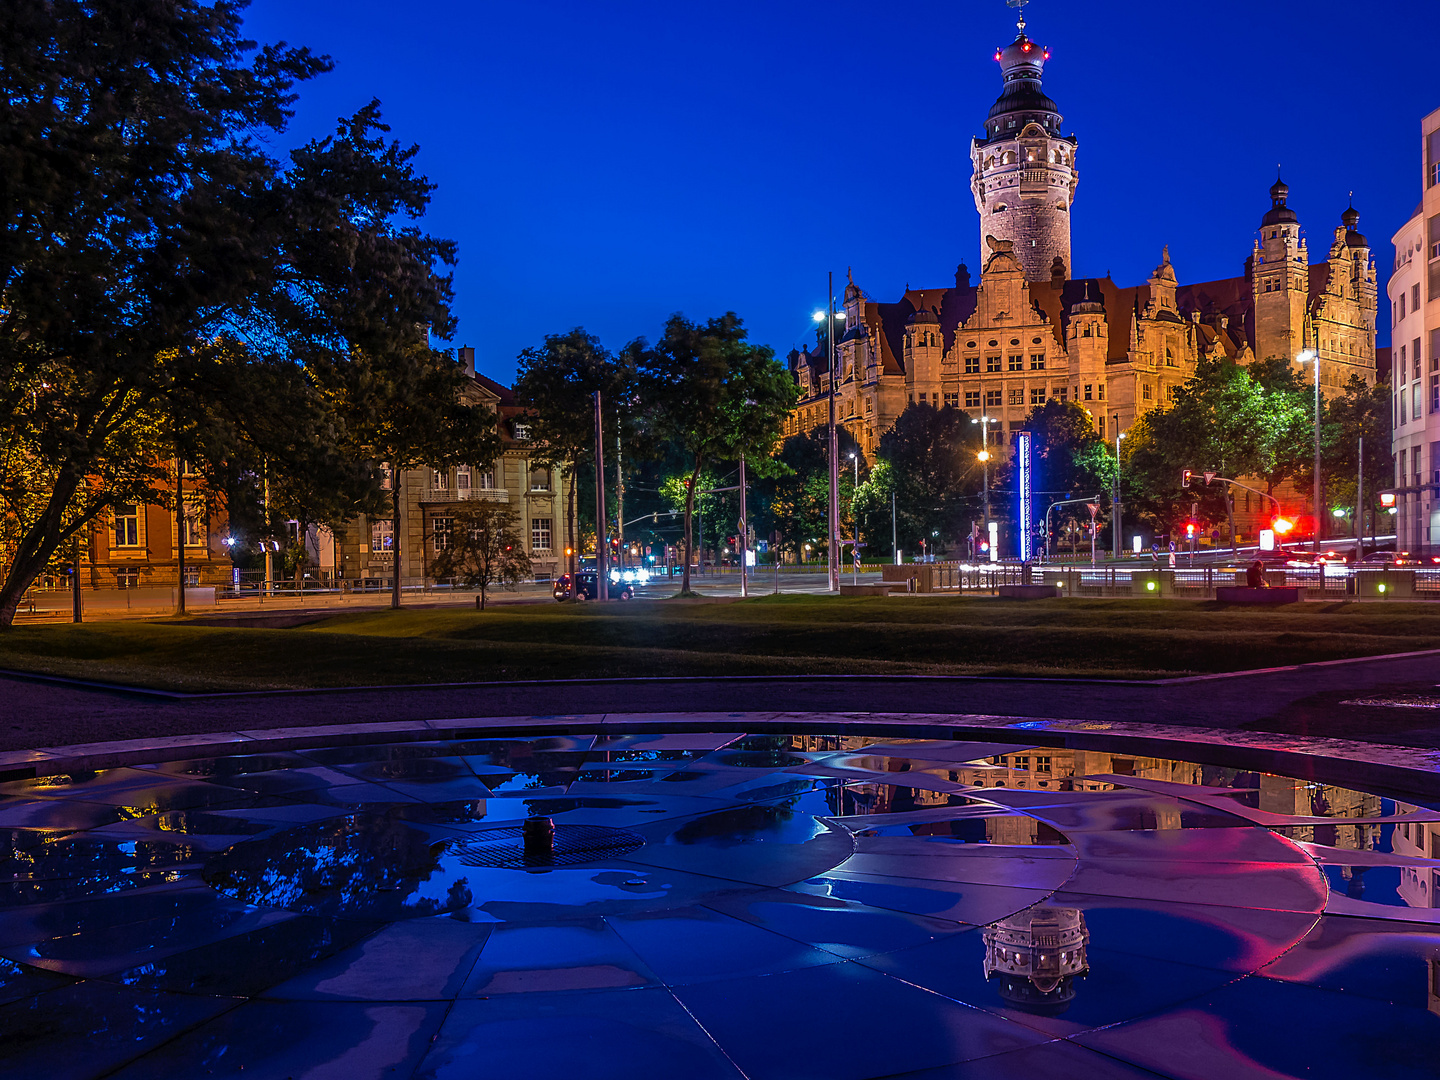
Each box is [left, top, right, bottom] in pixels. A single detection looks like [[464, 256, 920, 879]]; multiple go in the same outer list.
[[1007, 0, 1029, 33]]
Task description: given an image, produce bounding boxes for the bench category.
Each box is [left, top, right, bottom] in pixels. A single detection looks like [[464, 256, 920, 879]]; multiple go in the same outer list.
[[997, 584, 1060, 600], [1215, 586, 1301, 604], [839, 583, 904, 597]]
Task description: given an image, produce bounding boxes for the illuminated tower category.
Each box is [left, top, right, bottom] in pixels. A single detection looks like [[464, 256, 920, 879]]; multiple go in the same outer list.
[[970, 3, 1078, 282], [1249, 173, 1309, 363]]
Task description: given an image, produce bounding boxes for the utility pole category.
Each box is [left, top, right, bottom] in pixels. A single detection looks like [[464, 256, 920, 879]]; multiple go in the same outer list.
[[175, 456, 186, 615], [615, 423, 624, 573], [891, 486, 899, 565], [593, 390, 608, 601], [1356, 435, 1364, 560], [738, 454, 748, 598], [71, 533, 82, 623], [828, 270, 840, 593], [389, 468, 400, 609], [1112, 427, 1125, 561]]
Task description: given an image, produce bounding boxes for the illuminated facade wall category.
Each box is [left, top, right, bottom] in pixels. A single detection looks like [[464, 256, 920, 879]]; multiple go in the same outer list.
[[1389, 106, 1440, 557], [783, 15, 1379, 522]]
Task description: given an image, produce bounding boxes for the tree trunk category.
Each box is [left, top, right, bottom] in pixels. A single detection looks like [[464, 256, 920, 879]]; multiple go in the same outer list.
[[0, 469, 84, 630], [391, 481, 402, 610], [479, 581, 486, 611], [681, 459, 703, 594]]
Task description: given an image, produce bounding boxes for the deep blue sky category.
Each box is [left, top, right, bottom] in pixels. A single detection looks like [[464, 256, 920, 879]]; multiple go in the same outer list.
[[243, 0, 1434, 381]]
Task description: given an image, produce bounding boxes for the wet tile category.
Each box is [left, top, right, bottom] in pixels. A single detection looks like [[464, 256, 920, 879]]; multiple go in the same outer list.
[[0, 879, 215, 948], [461, 917, 658, 995], [416, 986, 745, 1080], [113, 913, 381, 997], [1074, 976, 1440, 1080], [888, 1038, 1173, 1079], [267, 915, 491, 1000], [0, 955, 73, 1008], [1043, 891, 1318, 974], [859, 928, 1238, 1038], [1258, 914, 1440, 1006], [1, 898, 295, 978], [673, 961, 1049, 1079], [0, 982, 237, 1079], [707, 888, 969, 958], [1065, 826, 1311, 864], [1062, 858, 1327, 913], [790, 872, 1052, 927], [605, 905, 841, 984], [109, 1000, 448, 1080], [832, 850, 1077, 892]]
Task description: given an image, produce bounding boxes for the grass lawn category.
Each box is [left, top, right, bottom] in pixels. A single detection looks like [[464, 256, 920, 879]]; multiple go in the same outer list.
[[2, 595, 1440, 692]]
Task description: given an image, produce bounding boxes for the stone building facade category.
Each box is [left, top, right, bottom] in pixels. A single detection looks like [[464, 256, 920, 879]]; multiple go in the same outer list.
[[88, 461, 231, 590], [334, 348, 571, 587], [784, 12, 1378, 539], [1388, 106, 1440, 557]]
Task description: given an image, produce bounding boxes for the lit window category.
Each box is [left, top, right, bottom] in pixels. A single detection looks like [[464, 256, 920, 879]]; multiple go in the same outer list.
[[113, 504, 140, 548], [370, 519, 393, 552], [1084, 384, 1093, 401], [433, 517, 454, 552], [1008, 387, 1024, 405], [531, 517, 552, 552]]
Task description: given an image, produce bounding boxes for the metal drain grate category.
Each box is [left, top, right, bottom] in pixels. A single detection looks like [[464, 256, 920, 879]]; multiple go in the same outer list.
[[452, 824, 646, 868]]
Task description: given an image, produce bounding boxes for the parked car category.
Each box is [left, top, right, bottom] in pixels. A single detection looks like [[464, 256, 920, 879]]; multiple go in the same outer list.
[[553, 571, 634, 602]]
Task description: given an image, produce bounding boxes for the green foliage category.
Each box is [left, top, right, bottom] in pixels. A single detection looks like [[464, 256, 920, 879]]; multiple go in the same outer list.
[[753, 427, 862, 558], [1322, 374, 1392, 534], [0, 2, 484, 624], [876, 403, 982, 554], [639, 313, 797, 591], [426, 501, 533, 610], [1124, 357, 1311, 531], [514, 328, 634, 568]]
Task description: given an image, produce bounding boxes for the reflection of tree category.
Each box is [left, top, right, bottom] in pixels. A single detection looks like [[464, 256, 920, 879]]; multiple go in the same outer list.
[[672, 802, 799, 847], [983, 905, 1089, 1014], [204, 811, 449, 919]]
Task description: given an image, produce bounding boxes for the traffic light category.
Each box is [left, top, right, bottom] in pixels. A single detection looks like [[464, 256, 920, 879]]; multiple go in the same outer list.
[[1182, 469, 1192, 487], [1185, 522, 1196, 537], [1272, 517, 1294, 535]]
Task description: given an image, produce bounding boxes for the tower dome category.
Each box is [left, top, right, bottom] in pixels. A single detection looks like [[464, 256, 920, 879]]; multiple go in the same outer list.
[[969, 4, 1078, 283], [906, 305, 940, 325], [1261, 172, 1297, 227]]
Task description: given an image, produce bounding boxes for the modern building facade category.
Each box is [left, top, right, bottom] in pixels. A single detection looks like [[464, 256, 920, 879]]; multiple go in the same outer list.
[[785, 11, 1378, 540], [1388, 106, 1440, 557]]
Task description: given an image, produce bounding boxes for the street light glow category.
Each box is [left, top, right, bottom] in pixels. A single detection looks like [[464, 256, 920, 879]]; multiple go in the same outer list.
[[812, 311, 825, 323], [1296, 349, 1317, 364], [977, 450, 990, 462]]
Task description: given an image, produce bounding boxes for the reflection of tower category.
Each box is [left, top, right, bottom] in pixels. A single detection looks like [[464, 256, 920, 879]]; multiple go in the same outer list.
[[983, 904, 1089, 1012], [970, 3, 1078, 282]]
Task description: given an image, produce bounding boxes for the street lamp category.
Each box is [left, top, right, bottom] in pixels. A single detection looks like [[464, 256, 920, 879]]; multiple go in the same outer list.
[[817, 284, 846, 593], [972, 415, 999, 535], [1112, 430, 1126, 560], [1296, 349, 1321, 553]]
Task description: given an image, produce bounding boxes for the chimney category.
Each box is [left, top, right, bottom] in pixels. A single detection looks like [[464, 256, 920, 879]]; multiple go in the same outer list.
[[459, 346, 476, 377]]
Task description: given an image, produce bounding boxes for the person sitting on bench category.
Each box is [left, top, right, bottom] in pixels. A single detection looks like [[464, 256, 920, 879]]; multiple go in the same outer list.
[[1245, 560, 1269, 589]]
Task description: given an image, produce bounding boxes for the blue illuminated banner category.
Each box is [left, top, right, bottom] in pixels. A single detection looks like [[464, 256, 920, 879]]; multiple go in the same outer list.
[[1016, 430, 1033, 562]]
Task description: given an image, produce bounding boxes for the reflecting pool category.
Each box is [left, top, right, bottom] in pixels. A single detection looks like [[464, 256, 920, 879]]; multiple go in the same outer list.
[[2, 731, 1438, 1079]]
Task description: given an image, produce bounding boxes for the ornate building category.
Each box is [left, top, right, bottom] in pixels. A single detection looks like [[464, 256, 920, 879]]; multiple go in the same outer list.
[[784, 10, 1379, 527]]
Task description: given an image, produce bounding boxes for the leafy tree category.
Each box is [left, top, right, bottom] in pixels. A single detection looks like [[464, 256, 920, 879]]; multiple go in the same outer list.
[[514, 329, 634, 576], [639, 314, 796, 594], [1124, 357, 1311, 537], [852, 458, 895, 559], [0, 3, 479, 625], [1323, 374, 1392, 545], [428, 501, 532, 610], [754, 427, 863, 561], [876, 403, 982, 554]]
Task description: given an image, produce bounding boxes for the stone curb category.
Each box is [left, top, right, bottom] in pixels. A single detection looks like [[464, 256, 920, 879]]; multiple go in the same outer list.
[[3, 710, 1438, 803]]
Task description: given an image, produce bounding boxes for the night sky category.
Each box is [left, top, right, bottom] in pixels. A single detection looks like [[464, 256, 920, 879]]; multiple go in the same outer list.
[[241, 0, 1434, 380]]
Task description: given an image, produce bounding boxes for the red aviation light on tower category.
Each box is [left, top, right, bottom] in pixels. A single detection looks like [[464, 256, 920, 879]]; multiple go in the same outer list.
[[994, 49, 1003, 62], [1021, 41, 1032, 52], [1042, 48, 1050, 60]]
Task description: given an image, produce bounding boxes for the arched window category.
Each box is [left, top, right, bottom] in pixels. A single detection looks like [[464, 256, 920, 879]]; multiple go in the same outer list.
[[994, 202, 1008, 212], [1083, 324, 1092, 338]]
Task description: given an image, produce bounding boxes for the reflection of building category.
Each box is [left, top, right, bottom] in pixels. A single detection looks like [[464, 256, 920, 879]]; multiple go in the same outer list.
[[334, 347, 571, 585], [983, 904, 1089, 1011], [1391, 814, 1438, 909], [1387, 105, 1440, 559]]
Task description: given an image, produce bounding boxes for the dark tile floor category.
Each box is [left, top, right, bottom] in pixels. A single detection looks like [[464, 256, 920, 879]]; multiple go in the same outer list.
[[1, 731, 1437, 1079]]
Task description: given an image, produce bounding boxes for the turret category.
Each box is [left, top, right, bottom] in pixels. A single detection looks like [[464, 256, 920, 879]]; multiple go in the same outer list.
[[904, 303, 943, 407], [970, 7, 1078, 282], [1249, 173, 1309, 363]]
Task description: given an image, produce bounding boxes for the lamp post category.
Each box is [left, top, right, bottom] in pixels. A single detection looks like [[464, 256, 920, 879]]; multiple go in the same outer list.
[[1112, 430, 1126, 561], [1296, 349, 1321, 553], [848, 452, 860, 584], [814, 281, 846, 594], [972, 415, 998, 529]]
